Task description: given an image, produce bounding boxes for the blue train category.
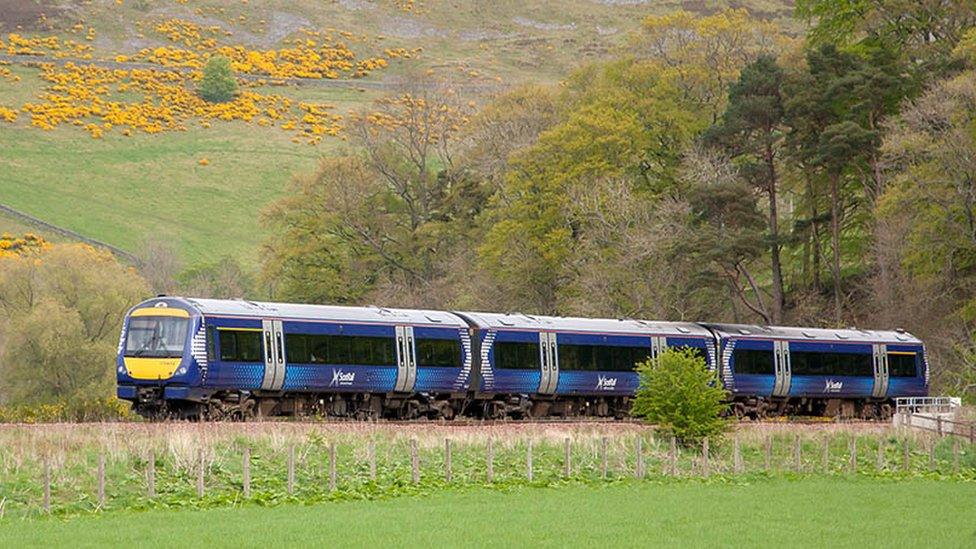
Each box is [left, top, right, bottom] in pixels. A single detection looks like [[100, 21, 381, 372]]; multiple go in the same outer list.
[[116, 297, 928, 420]]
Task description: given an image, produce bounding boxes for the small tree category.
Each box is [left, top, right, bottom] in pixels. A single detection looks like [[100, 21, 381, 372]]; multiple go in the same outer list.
[[631, 347, 729, 444], [198, 55, 237, 103]]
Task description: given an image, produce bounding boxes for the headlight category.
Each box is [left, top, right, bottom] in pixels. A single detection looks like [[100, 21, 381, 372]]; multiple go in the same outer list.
[[118, 366, 126, 374], [177, 367, 188, 375]]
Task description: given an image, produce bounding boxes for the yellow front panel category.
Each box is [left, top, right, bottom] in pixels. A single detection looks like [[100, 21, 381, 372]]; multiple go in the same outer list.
[[124, 357, 182, 380], [131, 308, 190, 318]]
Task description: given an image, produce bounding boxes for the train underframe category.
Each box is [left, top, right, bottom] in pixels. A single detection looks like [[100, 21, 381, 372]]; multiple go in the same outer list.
[[728, 395, 894, 420], [131, 387, 894, 421], [130, 387, 632, 421]]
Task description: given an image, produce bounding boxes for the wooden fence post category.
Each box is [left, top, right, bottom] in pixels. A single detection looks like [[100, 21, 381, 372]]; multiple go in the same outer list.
[[849, 435, 857, 474], [969, 424, 974, 444], [733, 437, 742, 474], [670, 436, 677, 476], [411, 439, 419, 484], [929, 439, 936, 471], [701, 438, 709, 478], [635, 436, 643, 479], [563, 438, 571, 478], [368, 440, 376, 481], [902, 438, 909, 472], [287, 445, 295, 496], [876, 439, 885, 471], [822, 436, 829, 474], [329, 442, 337, 492], [243, 447, 251, 498], [147, 449, 156, 499], [445, 439, 452, 483], [527, 439, 533, 481], [197, 448, 205, 498], [97, 452, 106, 508], [952, 438, 960, 474], [764, 436, 772, 472], [601, 437, 608, 479], [487, 437, 494, 484], [43, 459, 51, 514], [794, 435, 801, 472], [936, 417, 943, 437]]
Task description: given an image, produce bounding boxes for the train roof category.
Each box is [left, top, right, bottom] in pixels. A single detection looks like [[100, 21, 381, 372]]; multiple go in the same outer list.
[[455, 311, 712, 337], [702, 323, 922, 344], [139, 297, 468, 328]]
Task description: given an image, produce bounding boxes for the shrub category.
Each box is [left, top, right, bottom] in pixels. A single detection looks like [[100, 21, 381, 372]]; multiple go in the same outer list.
[[198, 55, 237, 103], [631, 347, 729, 444]]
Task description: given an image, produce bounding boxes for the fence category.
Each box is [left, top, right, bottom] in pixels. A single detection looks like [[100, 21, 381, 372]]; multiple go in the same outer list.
[[7, 429, 973, 519], [900, 413, 976, 442]]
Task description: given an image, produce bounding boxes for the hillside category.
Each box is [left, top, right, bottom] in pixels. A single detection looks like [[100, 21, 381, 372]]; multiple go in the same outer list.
[[0, 0, 794, 265]]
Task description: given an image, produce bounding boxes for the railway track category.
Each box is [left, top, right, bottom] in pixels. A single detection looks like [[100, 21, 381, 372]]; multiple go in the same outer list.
[[0, 417, 883, 428]]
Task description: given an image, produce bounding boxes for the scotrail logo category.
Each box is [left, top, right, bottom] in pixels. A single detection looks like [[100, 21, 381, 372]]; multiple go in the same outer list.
[[596, 375, 617, 390], [331, 369, 355, 387], [824, 379, 843, 393]]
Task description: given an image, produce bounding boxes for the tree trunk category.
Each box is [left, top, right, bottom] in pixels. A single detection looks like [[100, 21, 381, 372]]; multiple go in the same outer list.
[[766, 143, 784, 324], [806, 174, 822, 292], [830, 173, 843, 325]]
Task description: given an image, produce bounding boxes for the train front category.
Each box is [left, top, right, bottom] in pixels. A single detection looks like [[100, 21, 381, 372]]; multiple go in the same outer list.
[[115, 298, 204, 417]]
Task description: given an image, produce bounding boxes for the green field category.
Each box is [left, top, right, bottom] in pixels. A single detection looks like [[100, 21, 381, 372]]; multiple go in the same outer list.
[[1, 478, 972, 547]]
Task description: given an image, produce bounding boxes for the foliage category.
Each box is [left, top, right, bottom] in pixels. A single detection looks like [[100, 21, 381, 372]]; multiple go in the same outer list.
[[878, 68, 976, 400], [262, 78, 480, 307], [631, 348, 729, 443], [179, 256, 255, 299], [706, 56, 789, 323], [0, 243, 149, 404], [197, 55, 238, 103], [0, 232, 49, 257], [634, 9, 791, 121], [0, 397, 131, 422], [795, 0, 975, 75]]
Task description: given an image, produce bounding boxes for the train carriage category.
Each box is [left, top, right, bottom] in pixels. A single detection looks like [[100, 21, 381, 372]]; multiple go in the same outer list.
[[456, 312, 716, 418], [117, 297, 472, 419], [707, 323, 928, 419]]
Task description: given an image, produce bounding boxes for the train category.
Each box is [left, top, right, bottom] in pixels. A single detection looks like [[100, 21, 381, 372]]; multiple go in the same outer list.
[[115, 296, 929, 420]]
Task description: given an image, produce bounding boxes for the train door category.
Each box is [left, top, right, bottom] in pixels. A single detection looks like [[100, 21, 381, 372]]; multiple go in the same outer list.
[[772, 340, 791, 397], [872, 344, 889, 398], [537, 332, 558, 394], [394, 326, 417, 392], [650, 336, 668, 364], [260, 320, 286, 391]]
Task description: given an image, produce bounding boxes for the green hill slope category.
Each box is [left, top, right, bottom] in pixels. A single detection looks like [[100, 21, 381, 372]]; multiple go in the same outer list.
[[0, 0, 793, 266]]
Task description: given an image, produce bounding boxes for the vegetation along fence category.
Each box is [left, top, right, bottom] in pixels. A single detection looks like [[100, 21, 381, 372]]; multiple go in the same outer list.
[[1, 424, 973, 519]]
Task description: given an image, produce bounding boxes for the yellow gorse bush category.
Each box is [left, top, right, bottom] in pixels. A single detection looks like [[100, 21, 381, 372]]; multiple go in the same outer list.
[[16, 62, 341, 142], [0, 33, 94, 59], [1, 23, 417, 143], [123, 23, 412, 80], [0, 233, 51, 258]]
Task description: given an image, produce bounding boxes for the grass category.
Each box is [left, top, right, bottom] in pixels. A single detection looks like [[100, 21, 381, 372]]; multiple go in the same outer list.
[[0, 422, 972, 521], [0, 478, 973, 547], [0, 105, 327, 263]]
